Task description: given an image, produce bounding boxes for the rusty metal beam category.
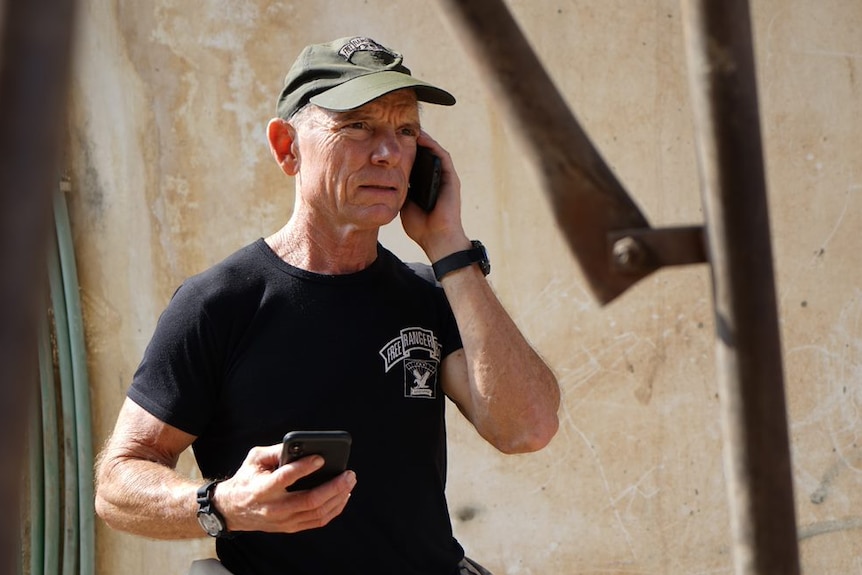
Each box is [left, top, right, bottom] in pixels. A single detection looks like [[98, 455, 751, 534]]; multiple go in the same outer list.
[[0, 0, 78, 572], [435, 0, 656, 304], [680, 1, 800, 573]]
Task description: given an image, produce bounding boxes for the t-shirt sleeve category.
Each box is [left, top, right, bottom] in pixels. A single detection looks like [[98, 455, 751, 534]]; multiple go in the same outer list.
[[127, 281, 224, 436], [405, 260, 464, 358]]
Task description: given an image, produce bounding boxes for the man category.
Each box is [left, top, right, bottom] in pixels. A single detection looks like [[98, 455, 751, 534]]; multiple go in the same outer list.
[[95, 36, 560, 575]]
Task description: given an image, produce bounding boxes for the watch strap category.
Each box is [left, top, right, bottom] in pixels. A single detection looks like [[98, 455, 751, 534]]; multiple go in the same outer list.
[[196, 479, 229, 538], [432, 240, 490, 281], [197, 479, 219, 506]]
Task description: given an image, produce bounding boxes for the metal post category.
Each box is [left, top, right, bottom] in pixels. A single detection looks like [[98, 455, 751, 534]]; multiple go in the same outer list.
[[680, 1, 800, 573], [0, 0, 78, 573], [438, 0, 800, 572]]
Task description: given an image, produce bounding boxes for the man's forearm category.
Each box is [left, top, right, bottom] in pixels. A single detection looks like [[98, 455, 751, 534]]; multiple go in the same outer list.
[[440, 264, 560, 453], [95, 456, 205, 540]]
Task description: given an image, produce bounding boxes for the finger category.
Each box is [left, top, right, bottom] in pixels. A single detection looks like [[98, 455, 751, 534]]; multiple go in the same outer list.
[[272, 455, 325, 489], [282, 471, 356, 532], [417, 131, 449, 160], [285, 469, 356, 511], [287, 496, 351, 532], [243, 443, 284, 470], [316, 469, 357, 498], [417, 129, 436, 147]]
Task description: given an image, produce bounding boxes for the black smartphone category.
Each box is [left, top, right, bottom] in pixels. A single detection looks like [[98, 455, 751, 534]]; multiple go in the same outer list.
[[408, 146, 442, 212], [279, 430, 352, 492]]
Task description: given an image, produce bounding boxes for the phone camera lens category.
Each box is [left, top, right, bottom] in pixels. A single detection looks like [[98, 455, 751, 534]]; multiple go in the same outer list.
[[289, 443, 303, 455]]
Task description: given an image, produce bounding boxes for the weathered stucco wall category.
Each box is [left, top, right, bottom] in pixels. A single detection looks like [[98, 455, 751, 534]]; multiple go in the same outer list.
[[66, 1, 861, 573]]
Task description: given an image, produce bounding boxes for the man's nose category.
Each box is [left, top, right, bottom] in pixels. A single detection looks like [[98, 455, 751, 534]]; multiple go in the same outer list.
[[370, 130, 402, 166]]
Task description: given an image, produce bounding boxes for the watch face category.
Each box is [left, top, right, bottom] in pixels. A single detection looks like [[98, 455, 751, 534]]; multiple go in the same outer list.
[[197, 512, 224, 537], [472, 242, 490, 276]]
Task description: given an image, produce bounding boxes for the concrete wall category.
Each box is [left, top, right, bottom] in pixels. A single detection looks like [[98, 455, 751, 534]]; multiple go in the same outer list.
[[66, 1, 861, 573]]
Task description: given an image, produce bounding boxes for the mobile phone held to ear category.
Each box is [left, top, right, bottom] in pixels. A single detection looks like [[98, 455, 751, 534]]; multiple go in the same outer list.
[[279, 430, 352, 492], [408, 146, 442, 212]]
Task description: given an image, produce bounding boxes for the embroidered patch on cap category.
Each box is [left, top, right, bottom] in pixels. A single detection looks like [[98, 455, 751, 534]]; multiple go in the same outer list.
[[338, 37, 399, 62]]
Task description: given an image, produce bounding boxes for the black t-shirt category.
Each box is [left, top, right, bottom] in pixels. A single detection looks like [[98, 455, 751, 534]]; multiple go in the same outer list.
[[128, 239, 466, 575]]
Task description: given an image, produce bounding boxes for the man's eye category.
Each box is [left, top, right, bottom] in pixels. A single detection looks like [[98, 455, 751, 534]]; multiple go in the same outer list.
[[346, 122, 367, 130]]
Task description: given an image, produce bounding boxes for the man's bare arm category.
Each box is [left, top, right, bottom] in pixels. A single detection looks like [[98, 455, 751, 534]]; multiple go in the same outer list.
[[440, 264, 560, 454], [95, 398, 357, 538], [400, 132, 560, 454], [95, 398, 206, 538]]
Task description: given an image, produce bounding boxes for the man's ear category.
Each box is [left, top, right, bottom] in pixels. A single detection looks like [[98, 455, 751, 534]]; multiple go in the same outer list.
[[267, 118, 299, 176]]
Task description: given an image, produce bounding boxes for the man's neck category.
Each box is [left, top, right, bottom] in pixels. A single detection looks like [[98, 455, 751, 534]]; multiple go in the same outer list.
[[265, 220, 380, 275]]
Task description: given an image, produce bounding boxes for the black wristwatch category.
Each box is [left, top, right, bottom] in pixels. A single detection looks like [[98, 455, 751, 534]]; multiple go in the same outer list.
[[196, 479, 229, 538], [432, 240, 491, 281]]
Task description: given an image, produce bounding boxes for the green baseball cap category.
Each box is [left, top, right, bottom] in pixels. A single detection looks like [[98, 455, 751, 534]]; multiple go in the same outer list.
[[276, 36, 456, 120]]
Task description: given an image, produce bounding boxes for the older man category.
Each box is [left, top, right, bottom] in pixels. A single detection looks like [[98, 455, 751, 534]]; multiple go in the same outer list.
[[95, 36, 560, 575]]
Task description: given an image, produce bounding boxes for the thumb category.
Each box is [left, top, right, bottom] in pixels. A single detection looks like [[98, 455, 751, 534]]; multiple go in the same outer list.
[[242, 443, 284, 472]]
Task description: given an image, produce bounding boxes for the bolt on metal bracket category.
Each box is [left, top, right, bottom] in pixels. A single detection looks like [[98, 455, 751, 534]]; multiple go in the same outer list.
[[610, 226, 707, 274]]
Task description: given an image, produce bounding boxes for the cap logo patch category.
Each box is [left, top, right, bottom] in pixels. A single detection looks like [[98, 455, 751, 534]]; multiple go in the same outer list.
[[338, 37, 398, 62]]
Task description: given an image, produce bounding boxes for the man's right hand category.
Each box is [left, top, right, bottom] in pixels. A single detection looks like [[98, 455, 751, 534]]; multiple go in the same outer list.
[[213, 444, 357, 534]]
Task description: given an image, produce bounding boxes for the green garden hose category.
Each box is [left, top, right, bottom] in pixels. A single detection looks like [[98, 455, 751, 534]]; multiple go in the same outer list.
[[54, 185, 95, 575], [48, 225, 79, 575], [23, 183, 97, 575], [37, 308, 61, 575]]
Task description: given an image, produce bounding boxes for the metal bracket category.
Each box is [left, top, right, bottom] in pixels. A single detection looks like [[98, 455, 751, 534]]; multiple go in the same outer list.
[[609, 225, 707, 274]]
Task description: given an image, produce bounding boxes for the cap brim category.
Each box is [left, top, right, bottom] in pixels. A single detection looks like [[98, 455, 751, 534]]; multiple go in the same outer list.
[[309, 71, 456, 111]]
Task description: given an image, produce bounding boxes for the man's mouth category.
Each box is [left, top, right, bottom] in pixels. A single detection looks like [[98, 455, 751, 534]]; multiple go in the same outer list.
[[359, 183, 399, 191]]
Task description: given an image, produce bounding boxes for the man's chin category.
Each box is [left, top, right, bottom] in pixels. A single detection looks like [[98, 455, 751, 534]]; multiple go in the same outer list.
[[351, 204, 400, 229]]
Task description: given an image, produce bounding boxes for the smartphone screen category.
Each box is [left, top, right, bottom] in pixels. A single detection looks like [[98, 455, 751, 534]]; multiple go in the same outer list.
[[408, 146, 442, 212], [280, 430, 352, 491]]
